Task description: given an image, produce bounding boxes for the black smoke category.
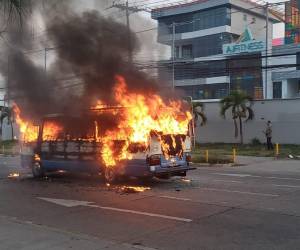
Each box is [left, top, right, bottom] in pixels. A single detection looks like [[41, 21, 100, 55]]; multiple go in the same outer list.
[[1, 6, 159, 120]]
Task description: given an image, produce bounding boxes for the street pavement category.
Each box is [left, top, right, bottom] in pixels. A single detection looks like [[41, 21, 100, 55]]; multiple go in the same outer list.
[[0, 156, 300, 250]]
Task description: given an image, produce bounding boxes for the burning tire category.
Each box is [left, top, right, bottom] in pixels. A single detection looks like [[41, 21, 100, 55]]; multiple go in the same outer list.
[[32, 161, 45, 178], [104, 167, 117, 183]]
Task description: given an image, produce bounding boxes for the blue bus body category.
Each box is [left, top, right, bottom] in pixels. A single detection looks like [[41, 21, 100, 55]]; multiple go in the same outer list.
[[20, 115, 194, 180]]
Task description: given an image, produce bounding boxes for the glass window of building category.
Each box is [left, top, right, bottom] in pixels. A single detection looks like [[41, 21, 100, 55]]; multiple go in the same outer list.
[[158, 6, 231, 35], [176, 83, 229, 100], [182, 45, 193, 58], [297, 52, 300, 70], [273, 82, 282, 99], [175, 46, 180, 59], [229, 54, 263, 97], [173, 59, 228, 80], [193, 33, 232, 57]]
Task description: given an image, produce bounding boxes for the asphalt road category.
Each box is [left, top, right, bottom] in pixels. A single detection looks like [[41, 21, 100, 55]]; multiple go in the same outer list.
[[0, 156, 300, 250]]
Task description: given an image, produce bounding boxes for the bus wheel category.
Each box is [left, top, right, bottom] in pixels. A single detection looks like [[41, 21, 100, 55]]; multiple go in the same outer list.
[[32, 162, 44, 178], [104, 167, 117, 183]]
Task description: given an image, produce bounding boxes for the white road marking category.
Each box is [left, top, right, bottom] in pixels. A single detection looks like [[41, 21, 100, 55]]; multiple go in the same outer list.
[[260, 176, 300, 181], [38, 197, 94, 207], [273, 184, 300, 188], [214, 173, 300, 181], [122, 243, 157, 250], [97, 206, 192, 222], [38, 197, 192, 223], [199, 188, 279, 197], [159, 195, 191, 201], [214, 173, 251, 178], [214, 179, 242, 183]]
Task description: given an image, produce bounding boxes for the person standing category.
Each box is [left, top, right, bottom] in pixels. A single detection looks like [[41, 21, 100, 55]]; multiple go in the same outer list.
[[265, 121, 273, 150]]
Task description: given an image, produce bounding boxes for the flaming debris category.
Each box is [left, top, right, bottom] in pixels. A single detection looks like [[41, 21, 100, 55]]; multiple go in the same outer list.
[[120, 186, 151, 193], [8, 173, 20, 179]]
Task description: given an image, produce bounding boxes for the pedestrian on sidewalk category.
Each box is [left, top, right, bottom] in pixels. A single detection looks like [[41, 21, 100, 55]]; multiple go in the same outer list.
[[264, 121, 273, 150]]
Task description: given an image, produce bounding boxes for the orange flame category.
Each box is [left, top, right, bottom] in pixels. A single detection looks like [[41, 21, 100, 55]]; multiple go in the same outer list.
[[42, 121, 63, 141], [14, 76, 192, 167], [98, 75, 192, 166], [13, 104, 63, 142], [13, 104, 39, 142]]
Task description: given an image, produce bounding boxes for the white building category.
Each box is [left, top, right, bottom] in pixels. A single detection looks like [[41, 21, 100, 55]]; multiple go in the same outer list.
[[151, 0, 282, 100], [271, 43, 300, 99]]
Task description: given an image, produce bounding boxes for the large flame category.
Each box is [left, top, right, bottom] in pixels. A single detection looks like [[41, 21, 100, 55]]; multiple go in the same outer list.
[[13, 104, 39, 142], [13, 104, 63, 142], [14, 76, 192, 167], [98, 76, 192, 166]]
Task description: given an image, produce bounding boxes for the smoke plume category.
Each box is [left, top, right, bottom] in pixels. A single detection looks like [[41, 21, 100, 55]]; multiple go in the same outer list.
[[0, 4, 160, 120]]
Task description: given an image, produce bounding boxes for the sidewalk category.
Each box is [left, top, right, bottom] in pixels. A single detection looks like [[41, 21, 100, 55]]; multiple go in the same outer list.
[[0, 215, 141, 250]]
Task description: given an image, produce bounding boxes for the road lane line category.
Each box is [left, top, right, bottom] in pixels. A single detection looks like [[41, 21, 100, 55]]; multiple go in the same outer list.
[[273, 184, 300, 188], [214, 173, 251, 178], [38, 197, 192, 222], [261, 176, 300, 181], [159, 195, 192, 201], [95, 206, 192, 222], [214, 179, 242, 183], [214, 173, 300, 181], [122, 243, 157, 250], [199, 187, 279, 197]]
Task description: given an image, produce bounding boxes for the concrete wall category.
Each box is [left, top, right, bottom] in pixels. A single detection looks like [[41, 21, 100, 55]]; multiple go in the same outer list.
[[195, 99, 300, 144]]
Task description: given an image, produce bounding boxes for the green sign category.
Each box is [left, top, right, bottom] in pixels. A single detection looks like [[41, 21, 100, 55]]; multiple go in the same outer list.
[[223, 27, 265, 55], [223, 40, 265, 55]]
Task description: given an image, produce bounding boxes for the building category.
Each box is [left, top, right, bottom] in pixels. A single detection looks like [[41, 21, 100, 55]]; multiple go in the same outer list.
[[151, 0, 282, 100], [285, 0, 300, 44], [271, 43, 300, 99]]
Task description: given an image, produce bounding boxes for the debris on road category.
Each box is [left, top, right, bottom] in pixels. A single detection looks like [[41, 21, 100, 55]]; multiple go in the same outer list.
[[7, 172, 20, 179]]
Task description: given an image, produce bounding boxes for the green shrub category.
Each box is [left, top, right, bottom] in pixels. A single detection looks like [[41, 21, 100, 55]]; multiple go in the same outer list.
[[251, 138, 262, 146]]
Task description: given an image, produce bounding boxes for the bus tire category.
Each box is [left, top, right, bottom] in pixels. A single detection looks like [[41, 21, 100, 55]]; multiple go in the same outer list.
[[32, 161, 45, 178]]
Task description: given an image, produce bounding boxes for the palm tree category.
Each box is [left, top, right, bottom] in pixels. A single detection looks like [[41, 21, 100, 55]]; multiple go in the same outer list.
[[184, 97, 207, 127], [192, 102, 207, 127], [220, 90, 254, 144], [0, 0, 31, 33], [0, 106, 14, 141]]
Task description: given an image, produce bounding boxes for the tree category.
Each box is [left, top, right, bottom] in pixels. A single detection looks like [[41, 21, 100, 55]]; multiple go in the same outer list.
[[192, 102, 207, 127], [0, 106, 14, 141], [0, 0, 31, 34], [183, 97, 207, 127], [220, 90, 254, 144]]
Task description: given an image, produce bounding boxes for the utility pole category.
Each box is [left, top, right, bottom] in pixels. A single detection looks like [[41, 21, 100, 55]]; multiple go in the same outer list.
[[44, 47, 56, 74], [44, 48, 47, 73], [6, 54, 10, 107], [172, 22, 176, 90], [125, 1, 132, 63], [110, 1, 147, 63], [265, 2, 269, 99]]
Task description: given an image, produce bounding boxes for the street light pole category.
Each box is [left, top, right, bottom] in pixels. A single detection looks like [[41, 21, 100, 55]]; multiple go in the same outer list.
[[265, 3, 269, 99], [44, 47, 55, 74]]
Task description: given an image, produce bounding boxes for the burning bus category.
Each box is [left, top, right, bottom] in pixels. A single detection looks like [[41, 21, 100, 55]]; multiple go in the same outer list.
[[18, 76, 195, 182]]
